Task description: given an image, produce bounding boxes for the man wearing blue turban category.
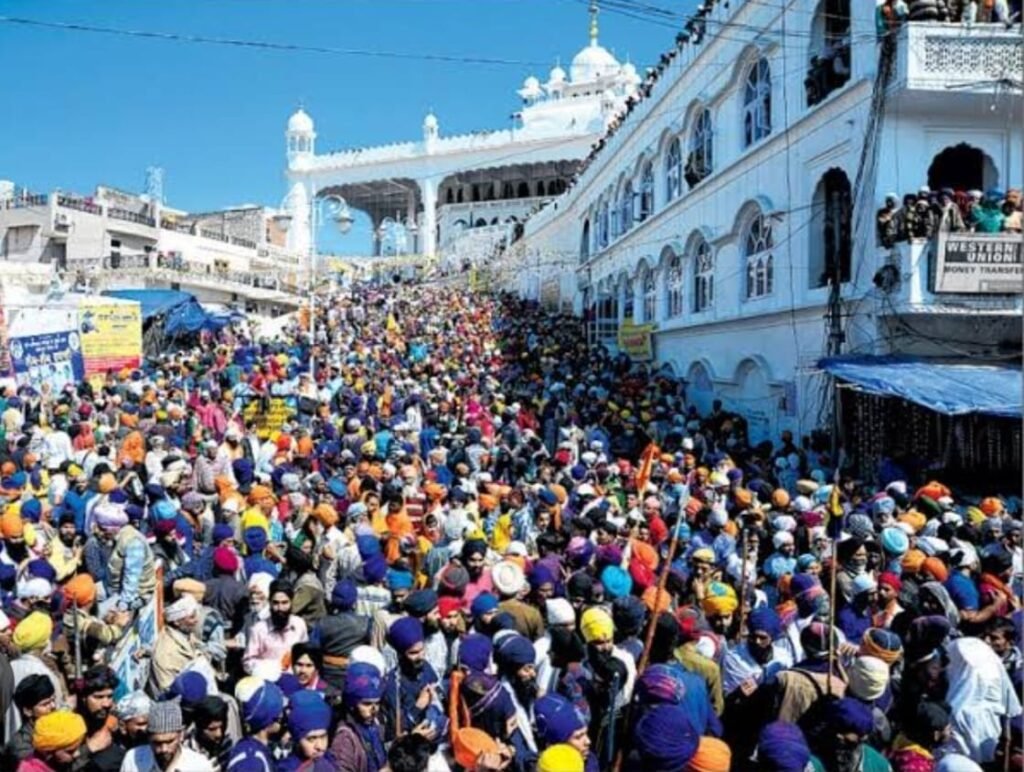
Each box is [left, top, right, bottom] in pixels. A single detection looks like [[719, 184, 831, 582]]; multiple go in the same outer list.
[[380, 617, 448, 750]]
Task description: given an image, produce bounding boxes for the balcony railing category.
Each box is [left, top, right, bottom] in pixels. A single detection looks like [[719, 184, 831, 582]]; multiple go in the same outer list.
[[200, 229, 229, 243], [56, 194, 101, 215], [896, 23, 1024, 92], [108, 208, 156, 227], [2, 194, 48, 210]]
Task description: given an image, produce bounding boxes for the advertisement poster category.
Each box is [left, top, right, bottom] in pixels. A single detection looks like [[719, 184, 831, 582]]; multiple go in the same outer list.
[[79, 301, 143, 376], [9, 330, 85, 394], [241, 395, 297, 438], [934, 233, 1022, 294]]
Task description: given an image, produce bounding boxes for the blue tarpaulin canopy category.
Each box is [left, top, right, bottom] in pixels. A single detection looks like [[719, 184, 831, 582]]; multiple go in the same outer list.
[[103, 289, 231, 337], [819, 355, 1022, 418]]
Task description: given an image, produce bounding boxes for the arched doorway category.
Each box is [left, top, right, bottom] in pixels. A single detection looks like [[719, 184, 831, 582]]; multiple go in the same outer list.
[[808, 168, 852, 288], [927, 144, 998, 192], [686, 361, 715, 417]]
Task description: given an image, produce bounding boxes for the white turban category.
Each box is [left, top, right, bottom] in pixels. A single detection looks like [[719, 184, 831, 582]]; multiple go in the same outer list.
[[164, 594, 199, 623]]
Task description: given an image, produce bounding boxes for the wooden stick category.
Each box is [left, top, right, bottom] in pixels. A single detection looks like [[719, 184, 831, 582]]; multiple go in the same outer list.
[[611, 495, 687, 772], [826, 528, 840, 697]]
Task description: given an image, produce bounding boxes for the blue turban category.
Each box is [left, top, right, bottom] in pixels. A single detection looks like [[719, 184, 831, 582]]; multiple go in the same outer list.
[[327, 477, 348, 498], [387, 617, 424, 654], [528, 564, 556, 590], [635, 705, 699, 767], [636, 664, 688, 706], [20, 499, 41, 523], [10, 472, 27, 489], [570, 465, 587, 481], [331, 579, 357, 612], [403, 589, 438, 617], [470, 592, 499, 618], [748, 606, 782, 639], [356, 534, 381, 559], [880, 527, 909, 556], [537, 489, 558, 507], [244, 526, 268, 554], [494, 634, 536, 675], [827, 697, 875, 737], [757, 721, 811, 772], [109, 490, 129, 505], [233, 459, 255, 487], [386, 569, 415, 592], [125, 504, 145, 522], [362, 554, 388, 584], [871, 496, 896, 519], [612, 595, 647, 636], [243, 682, 284, 732], [152, 499, 177, 522], [276, 674, 303, 698], [212, 524, 234, 544], [168, 671, 208, 707], [600, 565, 633, 599], [458, 634, 492, 672], [287, 691, 331, 738], [144, 483, 166, 502], [26, 559, 56, 583], [534, 694, 586, 745], [796, 553, 820, 572], [343, 662, 384, 707]]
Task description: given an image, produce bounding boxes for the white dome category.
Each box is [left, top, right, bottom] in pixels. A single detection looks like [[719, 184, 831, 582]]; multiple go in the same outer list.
[[621, 61, 640, 85], [287, 108, 314, 134], [518, 76, 542, 100], [571, 43, 620, 83], [548, 65, 567, 84], [423, 112, 438, 129]]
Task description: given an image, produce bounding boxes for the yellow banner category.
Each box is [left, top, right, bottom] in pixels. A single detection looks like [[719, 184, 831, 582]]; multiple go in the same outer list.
[[79, 301, 142, 376], [617, 318, 655, 361], [242, 396, 295, 439]]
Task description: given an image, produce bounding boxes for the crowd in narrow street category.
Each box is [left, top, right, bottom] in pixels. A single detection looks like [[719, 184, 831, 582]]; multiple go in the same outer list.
[[0, 284, 1017, 772]]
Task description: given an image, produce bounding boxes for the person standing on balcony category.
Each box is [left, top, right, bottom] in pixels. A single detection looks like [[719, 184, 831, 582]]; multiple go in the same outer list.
[[908, 0, 949, 21]]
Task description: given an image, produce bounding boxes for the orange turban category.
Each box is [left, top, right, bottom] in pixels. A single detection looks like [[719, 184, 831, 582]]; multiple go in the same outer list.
[[686, 736, 732, 772], [772, 489, 790, 509], [98, 473, 118, 495], [642, 585, 672, 614], [898, 511, 926, 533], [64, 574, 97, 609], [478, 494, 499, 512], [423, 482, 446, 501], [248, 485, 276, 505], [0, 511, 24, 539], [734, 489, 753, 509], [902, 549, 926, 574], [33, 710, 87, 752], [296, 436, 314, 457], [452, 727, 498, 770], [979, 497, 1004, 517], [549, 484, 568, 505], [685, 498, 704, 519], [915, 481, 951, 502], [631, 541, 659, 572], [920, 557, 949, 583], [311, 504, 339, 528]]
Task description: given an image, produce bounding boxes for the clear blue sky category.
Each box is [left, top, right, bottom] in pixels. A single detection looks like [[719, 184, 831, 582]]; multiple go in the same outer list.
[[0, 0, 671, 250]]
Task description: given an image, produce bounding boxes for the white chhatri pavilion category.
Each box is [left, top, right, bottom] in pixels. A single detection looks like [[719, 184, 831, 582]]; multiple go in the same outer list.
[[281, 2, 639, 261]]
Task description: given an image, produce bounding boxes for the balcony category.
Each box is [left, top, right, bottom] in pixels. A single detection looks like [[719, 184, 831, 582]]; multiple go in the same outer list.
[[894, 23, 1023, 93], [108, 208, 156, 227], [56, 194, 101, 215], [879, 234, 1022, 315], [2, 194, 47, 210]]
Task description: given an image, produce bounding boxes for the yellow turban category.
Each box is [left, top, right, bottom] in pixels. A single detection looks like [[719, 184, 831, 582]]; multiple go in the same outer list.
[[580, 607, 614, 644], [898, 511, 926, 533], [33, 709, 87, 752], [14, 611, 53, 653], [965, 506, 986, 526], [538, 744, 584, 772], [701, 581, 738, 618], [240, 510, 270, 536]]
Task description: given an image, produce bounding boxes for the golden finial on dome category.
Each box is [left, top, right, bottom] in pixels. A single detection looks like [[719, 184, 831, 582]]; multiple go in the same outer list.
[[589, 0, 599, 46]]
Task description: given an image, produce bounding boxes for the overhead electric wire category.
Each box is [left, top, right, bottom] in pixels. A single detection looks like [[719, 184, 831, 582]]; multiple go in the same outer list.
[[0, 14, 552, 67]]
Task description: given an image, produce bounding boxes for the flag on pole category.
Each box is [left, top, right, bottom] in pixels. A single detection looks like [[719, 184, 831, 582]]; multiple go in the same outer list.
[[635, 442, 660, 495]]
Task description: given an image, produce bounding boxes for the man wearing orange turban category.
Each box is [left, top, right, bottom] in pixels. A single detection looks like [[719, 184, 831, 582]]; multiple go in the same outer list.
[[31, 709, 87, 768]]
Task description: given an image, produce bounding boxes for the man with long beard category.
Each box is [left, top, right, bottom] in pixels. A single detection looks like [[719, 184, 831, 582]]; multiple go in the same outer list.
[[242, 579, 308, 675], [579, 607, 634, 768], [402, 590, 447, 678], [494, 633, 540, 767], [380, 617, 447, 749], [85, 691, 151, 772]]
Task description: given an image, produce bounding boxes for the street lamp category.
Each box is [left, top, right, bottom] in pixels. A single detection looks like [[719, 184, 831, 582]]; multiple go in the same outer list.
[[275, 191, 353, 379]]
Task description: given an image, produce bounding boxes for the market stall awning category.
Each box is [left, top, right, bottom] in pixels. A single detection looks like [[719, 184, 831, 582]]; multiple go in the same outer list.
[[819, 356, 1022, 418]]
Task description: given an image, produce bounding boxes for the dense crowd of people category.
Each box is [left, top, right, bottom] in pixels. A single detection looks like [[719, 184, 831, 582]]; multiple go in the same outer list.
[[0, 285, 1018, 772], [877, 187, 1022, 247]]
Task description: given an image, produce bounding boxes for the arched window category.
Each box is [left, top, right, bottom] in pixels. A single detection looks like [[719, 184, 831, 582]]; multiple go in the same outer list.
[[667, 252, 684, 318], [686, 109, 714, 188], [928, 143, 999, 192], [580, 220, 591, 263], [610, 188, 622, 239], [639, 162, 655, 221], [642, 267, 657, 322], [806, 0, 851, 107], [622, 275, 635, 320], [693, 238, 714, 313], [809, 169, 852, 288], [665, 138, 683, 202], [598, 200, 610, 248], [743, 58, 772, 147], [536, 181, 546, 197], [474, 217, 488, 228], [743, 212, 774, 300], [517, 182, 530, 198], [501, 182, 515, 199], [446, 188, 454, 204], [621, 182, 634, 234]]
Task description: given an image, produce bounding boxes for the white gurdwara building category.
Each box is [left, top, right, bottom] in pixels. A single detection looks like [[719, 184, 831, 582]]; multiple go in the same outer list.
[[280, 4, 640, 269]]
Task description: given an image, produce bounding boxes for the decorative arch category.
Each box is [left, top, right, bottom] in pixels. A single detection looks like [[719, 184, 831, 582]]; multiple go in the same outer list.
[[808, 167, 852, 289], [686, 360, 717, 416], [733, 355, 775, 387], [806, 0, 851, 107], [738, 202, 775, 300], [742, 57, 772, 147], [685, 229, 715, 314], [730, 196, 776, 239], [729, 43, 764, 89], [662, 243, 685, 319], [580, 219, 591, 263], [927, 143, 999, 192]]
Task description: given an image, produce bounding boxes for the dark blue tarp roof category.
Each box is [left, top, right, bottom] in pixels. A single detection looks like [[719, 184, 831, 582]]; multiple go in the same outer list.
[[103, 289, 195, 321], [103, 289, 229, 337], [819, 355, 1022, 418]]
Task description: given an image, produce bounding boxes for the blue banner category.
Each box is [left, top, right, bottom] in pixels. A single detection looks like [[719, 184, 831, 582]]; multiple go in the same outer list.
[[9, 330, 85, 394]]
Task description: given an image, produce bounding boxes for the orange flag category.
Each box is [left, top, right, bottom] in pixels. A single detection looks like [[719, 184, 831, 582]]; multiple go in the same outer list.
[[635, 442, 660, 495]]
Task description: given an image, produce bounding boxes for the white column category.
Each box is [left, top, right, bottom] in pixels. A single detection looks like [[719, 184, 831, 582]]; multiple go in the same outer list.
[[633, 274, 644, 324], [419, 177, 438, 257], [407, 192, 418, 254], [654, 266, 667, 322], [285, 180, 312, 256]]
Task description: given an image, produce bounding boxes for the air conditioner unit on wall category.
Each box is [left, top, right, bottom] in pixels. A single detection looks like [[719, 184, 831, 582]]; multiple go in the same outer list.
[[54, 213, 71, 229]]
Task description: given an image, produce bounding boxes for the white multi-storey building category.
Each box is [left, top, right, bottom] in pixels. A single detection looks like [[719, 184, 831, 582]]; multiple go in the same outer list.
[[279, 3, 641, 269], [493, 1, 1022, 447], [0, 181, 307, 315]]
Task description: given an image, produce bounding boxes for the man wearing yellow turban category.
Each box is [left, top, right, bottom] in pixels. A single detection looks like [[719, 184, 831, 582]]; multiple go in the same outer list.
[[701, 581, 739, 637], [30, 709, 87, 770]]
